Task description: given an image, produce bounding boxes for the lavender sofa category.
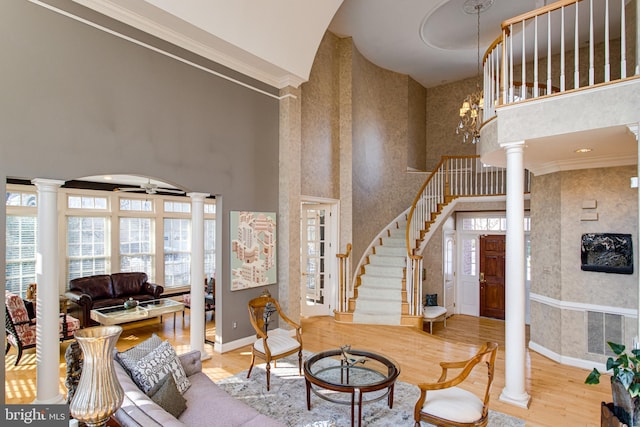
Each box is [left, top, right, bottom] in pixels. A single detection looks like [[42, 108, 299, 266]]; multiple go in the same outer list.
[[114, 350, 285, 427]]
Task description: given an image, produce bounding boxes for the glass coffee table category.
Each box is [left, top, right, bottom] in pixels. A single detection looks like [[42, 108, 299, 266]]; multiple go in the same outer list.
[[90, 298, 184, 327], [303, 348, 400, 427]]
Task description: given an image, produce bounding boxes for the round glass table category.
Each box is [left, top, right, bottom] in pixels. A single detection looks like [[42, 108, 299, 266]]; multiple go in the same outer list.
[[303, 348, 400, 427]]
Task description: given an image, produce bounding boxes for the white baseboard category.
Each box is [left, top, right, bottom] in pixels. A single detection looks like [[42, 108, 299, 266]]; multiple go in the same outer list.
[[528, 340, 605, 372]]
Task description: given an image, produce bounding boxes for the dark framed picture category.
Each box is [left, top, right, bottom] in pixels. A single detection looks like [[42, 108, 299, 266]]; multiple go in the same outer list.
[[581, 233, 633, 274]]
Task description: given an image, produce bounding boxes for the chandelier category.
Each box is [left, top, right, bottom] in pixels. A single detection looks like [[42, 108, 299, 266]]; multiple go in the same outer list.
[[456, 0, 493, 144]]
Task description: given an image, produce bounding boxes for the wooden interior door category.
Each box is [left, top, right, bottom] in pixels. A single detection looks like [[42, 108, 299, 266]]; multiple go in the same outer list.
[[479, 234, 505, 320]]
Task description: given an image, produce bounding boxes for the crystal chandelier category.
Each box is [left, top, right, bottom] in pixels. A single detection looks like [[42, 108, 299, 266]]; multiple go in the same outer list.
[[456, 0, 493, 144]]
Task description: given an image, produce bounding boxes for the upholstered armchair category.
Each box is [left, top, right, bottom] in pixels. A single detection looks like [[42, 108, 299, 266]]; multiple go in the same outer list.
[[247, 293, 302, 391], [183, 278, 215, 321], [5, 290, 80, 365], [414, 341, 499, 427]]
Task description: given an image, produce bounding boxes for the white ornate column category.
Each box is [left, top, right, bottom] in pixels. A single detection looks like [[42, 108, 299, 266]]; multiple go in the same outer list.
[[632, 124, 640, 347], [32, 178, 65, 404], [498, 142, 531, 408], [188, 192, 210, 360]]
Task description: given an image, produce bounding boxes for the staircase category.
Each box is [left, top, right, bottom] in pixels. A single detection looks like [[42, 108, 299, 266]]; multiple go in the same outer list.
[[335, 155, 528, 327], [352, 222, 407, 325]]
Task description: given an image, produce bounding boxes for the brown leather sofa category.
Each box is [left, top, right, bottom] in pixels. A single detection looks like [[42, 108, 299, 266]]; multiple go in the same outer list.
[[66, 272, 163, 327]]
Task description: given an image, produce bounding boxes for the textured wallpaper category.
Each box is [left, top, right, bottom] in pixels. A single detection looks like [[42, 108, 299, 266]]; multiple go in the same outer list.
[[530, 166, 638, 359]]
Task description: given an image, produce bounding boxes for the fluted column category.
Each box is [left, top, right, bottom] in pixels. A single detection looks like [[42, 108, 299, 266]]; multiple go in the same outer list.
[[32, 178, 65, 404], [498, 142, 531, 408], [188, 192, 210, 359]]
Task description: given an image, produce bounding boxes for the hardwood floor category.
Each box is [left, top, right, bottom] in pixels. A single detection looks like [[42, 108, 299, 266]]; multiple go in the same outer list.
[[4, 314, 609, 426]]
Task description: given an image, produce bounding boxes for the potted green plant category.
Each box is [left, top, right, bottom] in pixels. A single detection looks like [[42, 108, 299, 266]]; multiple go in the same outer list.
[[585, 341, 640, 426]]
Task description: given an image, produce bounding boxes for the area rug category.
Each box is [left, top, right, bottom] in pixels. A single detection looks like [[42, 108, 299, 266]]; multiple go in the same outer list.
[[216, 353, 524, 427]]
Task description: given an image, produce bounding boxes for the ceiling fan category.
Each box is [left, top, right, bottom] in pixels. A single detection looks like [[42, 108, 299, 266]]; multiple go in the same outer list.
[[115, 179, 184, 195]]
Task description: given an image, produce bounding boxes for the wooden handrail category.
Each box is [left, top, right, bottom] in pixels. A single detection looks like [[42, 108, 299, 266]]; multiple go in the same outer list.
[[336, 243, 352, 313], [502, 0, 583, 28], [483, 0, 636, 120], [405, 156, 450, 256], [483, 35, 503, 65], [336, 243, 352, 259], [405, 155, 483, 254]]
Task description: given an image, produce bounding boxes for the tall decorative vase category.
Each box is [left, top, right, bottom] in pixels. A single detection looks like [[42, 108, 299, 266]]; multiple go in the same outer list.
[[69, 325, 124, 427]]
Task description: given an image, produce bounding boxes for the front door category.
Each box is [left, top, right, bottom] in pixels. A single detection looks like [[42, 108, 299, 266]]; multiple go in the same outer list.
[[479, 234, 505, 320], [300, 203, 335, 317]]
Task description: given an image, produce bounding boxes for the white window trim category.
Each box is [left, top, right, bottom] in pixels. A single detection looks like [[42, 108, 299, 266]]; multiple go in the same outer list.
[[5, 185, 38, 296], [56, 187, 216, 290]]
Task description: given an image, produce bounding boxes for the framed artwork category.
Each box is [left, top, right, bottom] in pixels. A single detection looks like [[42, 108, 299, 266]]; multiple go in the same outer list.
[[230, 211, 277, 290], [581, 233, 633, 274]]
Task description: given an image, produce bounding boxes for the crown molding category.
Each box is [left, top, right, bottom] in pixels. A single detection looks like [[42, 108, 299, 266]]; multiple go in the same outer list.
[[71, 0, 305, 89], [529, 154, 638, 176]]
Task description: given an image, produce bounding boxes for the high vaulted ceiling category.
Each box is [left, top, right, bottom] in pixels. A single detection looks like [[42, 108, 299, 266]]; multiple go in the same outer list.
[[72, 0, 547, 89], [63, 0, 636, 175], [72, 0, 344, 88]]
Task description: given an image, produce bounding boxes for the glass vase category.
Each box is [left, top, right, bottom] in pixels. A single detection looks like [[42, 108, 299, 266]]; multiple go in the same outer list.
[[69, 325, 124, 427]]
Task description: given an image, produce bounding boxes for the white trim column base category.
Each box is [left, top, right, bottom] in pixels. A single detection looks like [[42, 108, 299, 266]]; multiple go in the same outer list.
[[499, 389, 531, 408], [32, 395, 66, 405]]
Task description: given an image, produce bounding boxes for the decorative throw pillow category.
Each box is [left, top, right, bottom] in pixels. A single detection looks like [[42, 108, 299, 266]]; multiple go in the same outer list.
[[425, 294, 438, 307], [116, 334, 162, 375], [128, 340, 191, 394], [147, 372, 187, 418]]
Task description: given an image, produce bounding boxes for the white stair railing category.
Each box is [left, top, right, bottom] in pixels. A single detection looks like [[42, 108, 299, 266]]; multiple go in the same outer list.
[[405, 156, 531, 316], [484, 0, 639, 121]]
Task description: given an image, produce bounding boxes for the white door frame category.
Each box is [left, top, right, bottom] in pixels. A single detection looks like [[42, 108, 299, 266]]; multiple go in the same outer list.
[[454, 212, 530, 321], [300, 196, 339, 317], [443, 229, 456, 316]]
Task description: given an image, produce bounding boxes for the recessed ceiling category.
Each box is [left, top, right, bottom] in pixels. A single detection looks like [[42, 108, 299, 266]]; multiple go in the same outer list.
[[328, 0, 539, 87], [420, 0, 500, 50]]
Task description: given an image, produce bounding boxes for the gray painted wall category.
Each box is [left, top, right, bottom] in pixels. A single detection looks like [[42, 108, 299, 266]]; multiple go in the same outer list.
[[1, 0, 280, 344]]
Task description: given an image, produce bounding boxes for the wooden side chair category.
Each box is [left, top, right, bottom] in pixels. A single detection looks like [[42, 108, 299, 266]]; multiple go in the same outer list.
[[5, 290, 80, 365], [414, 341, 499, 427], [246, 293, 302, 391]]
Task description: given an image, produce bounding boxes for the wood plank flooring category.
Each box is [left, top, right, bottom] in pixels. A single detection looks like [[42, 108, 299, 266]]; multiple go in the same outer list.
[[4, 314, 610, 426]]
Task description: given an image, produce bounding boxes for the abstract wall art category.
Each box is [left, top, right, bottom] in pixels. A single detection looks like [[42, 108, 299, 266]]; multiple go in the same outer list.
[[230, 211, 277, 290]]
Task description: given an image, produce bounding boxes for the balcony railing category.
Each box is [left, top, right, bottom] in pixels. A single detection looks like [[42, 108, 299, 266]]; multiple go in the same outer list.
[[483, 0, 639, 121]]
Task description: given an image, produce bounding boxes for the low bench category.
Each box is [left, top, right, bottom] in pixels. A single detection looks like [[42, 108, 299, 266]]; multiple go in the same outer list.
[[423, 306, 447, 334]]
